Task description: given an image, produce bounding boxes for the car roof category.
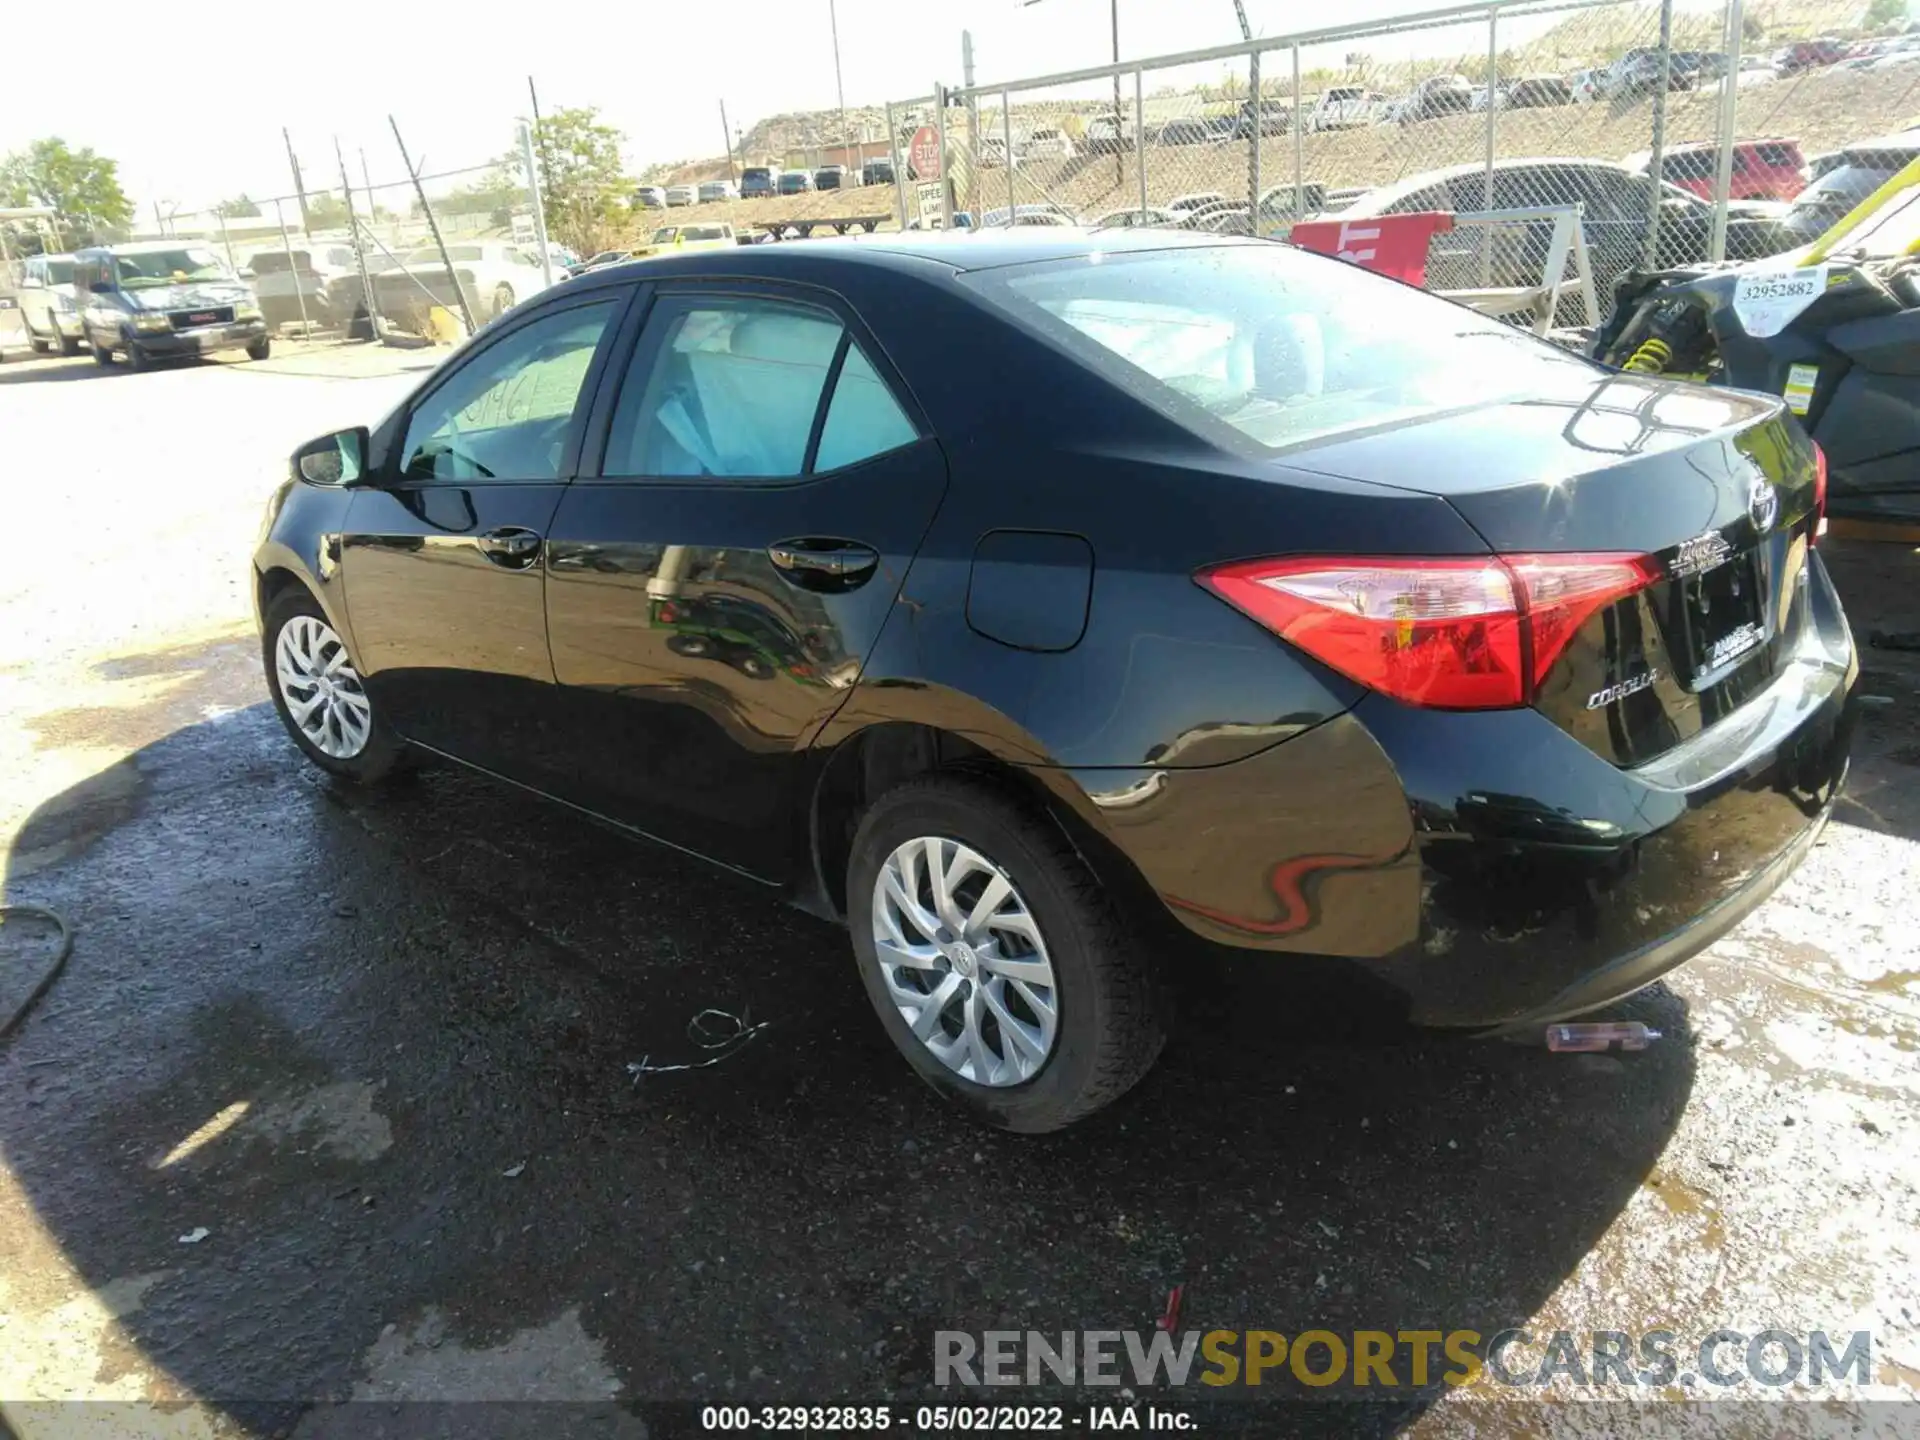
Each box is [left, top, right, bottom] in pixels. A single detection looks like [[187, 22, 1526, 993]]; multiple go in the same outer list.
[[568, 227, 1245, 286], [78, 239, 220, 254], [1341, 156, 1630, 213]]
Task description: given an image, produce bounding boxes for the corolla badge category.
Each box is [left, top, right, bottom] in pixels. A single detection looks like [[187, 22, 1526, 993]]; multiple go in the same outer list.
[[1747, 470, 1779, 535]]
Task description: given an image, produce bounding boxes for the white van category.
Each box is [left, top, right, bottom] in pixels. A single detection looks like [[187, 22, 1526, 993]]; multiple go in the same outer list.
[[17, 253, 85, 355]]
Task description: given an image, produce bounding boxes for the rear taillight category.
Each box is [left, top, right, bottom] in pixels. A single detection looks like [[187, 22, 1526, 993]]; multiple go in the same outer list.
[[1811, 443, 1829, 543], [1198, 553, 1659, 711]]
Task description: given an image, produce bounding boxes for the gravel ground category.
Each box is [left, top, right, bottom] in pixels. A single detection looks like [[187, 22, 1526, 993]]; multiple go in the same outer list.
[[0, 345, 1916, 1438]]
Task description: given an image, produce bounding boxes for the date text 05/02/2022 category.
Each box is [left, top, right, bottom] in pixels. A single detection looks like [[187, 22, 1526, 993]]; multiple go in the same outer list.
[[699, 1404, 1194, 1431]]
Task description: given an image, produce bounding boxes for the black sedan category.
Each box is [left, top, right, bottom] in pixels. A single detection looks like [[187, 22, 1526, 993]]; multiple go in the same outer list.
[[254, 232, 1855, 1131]]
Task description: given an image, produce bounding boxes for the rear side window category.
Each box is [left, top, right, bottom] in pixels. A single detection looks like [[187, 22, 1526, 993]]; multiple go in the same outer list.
[[605, 296, 915, 479], [1756, 144, 1798, 167], [963, 245, 1593, 453]]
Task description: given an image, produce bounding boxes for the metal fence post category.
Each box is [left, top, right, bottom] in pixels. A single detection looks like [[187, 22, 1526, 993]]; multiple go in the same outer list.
[[1003, 89, 1016, 219], [216, 206, 236, 275], [885, 102, 906, 228], [1134, 68, 1147, 214], [336, 139, 382, 341], [392, 116, 477, 336], [935, 84, 953, 227], [1248, 50, 1262, 225], [1482, 12, 1498, 283], [1645, 0, 1674, 267], [272, 197, 311, 337], [1709, 0, 1744, 261], [517, 121, 555, 290], [1292, 46, 1304, 214]]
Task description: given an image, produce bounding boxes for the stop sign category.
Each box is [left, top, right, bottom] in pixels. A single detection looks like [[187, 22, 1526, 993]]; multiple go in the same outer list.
[[908, 125, 942, 181]]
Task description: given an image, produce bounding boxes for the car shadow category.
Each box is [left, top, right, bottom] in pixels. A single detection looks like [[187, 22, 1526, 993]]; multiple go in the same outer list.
[[0, 355, 122, 385], [0, 644, 1694, 1433]]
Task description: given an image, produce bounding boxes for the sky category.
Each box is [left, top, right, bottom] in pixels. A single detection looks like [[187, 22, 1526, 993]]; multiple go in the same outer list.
[[0, 0, 1711, 214]]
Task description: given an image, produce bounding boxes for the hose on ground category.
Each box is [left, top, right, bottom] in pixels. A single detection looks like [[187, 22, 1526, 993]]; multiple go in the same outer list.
[[0, 906, 74, 1041]]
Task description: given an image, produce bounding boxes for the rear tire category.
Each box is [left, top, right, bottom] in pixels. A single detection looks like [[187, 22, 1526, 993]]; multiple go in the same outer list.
[[59, 330, 83, 357], [262, 587, 407, 784], [847, 774, 1167, 1132], [29, 329, 51, 353]]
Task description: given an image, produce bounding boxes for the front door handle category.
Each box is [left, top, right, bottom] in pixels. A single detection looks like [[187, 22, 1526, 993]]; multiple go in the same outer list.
[[768, 539, 880, 589], [476, 526, 543, 569]]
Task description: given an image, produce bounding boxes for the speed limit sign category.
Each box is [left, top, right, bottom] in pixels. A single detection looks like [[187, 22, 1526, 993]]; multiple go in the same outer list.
[[908, 125, 942, 180]]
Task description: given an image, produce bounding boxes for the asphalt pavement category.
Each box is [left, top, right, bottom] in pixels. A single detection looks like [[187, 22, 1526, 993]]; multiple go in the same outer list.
[[0, 344, 1916, 1438]]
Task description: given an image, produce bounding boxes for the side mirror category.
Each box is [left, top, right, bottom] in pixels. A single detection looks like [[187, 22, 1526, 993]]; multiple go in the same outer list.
[[292, 427, 369, 487], [89, 280, 114, 294]]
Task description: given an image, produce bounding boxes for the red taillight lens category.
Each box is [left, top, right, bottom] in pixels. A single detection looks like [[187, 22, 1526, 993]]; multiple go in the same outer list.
[[1811, 443, 1829, 543], [1198, 553, 1658, 711]]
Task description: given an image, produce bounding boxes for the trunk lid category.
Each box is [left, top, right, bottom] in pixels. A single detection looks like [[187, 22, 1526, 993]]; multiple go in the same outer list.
[[1283, 372, 1823, 766]]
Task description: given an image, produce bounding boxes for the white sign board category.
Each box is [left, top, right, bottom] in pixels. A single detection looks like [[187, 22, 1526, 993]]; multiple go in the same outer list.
[[1732, 265, 1829, 338], [916, 182, 945, 228], [511, 212, 537, 245]]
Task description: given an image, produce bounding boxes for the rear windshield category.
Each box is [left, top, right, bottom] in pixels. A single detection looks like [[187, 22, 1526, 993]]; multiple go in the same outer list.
[[743, 168, 772, 182], [683, 226, 728, 240], [962, 245, 1593, 452], [1794, 159, 1910, 213], [41, 259, 76, 284]]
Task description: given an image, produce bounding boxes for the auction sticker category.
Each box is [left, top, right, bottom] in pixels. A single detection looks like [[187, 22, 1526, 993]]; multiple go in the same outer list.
[[1732, 265, 1829, 338], [1783, 362, 1820, 415]]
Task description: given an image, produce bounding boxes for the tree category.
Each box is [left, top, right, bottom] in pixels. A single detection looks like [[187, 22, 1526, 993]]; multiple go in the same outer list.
[[303, 192, 351, 231], [0, 137, 133, 248], [502, 105, 636, 255], [1867, 0, 1909, 29], [216, 194, 262, 218]]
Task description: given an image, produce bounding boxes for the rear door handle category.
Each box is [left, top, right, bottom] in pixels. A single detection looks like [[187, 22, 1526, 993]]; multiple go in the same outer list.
[[768, 539, 880, 589], [476, 526, 543, 569]]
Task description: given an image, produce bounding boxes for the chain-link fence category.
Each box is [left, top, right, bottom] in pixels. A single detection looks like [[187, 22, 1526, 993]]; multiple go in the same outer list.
[[898, 0, 1920, 323]]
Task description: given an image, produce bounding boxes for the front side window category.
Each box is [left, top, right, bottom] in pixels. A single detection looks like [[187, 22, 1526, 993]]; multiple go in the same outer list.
[[963, 245, 1595, 453], [396, 300, 616, 483], [606, 296, 916, 479]]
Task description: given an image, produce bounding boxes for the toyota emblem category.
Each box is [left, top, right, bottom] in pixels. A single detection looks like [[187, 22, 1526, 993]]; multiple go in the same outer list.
[[1747, 471, 1779, 535]]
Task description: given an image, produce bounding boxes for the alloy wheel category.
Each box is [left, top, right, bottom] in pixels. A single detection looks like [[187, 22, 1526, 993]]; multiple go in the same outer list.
[[870, 837, 1059, 1087], [275, 614, 373, 759]]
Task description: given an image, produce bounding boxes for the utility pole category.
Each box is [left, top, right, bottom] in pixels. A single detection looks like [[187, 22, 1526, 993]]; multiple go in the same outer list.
[[336, 137, 381, 341], [391, 116, 477, 336], [720, 100, 739, 185], [962, 30, 981, 217], [829, 0, 851, 170], [1111, 0, 1123, 186], [528, 77, 555, 203], [283, 128, 311, 234]]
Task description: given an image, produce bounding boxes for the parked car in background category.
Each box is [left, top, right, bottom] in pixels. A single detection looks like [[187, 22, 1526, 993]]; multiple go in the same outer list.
[[630, 223, 740, 261], [1165, 191, 1228, 215], [636, 187, 667, 209], [778, 171, 816, 195], [1084, 116, 1135, 153], [1506, 74, 1573, 107], [1777, 134, 1920, 247], [1567, 67, 1606, 102], [1403, 74, 1473, 121], [815, 165, 848, 190], [1469, 84, 1508, 112], [1303, 86, 1380, 131], [1646, 139, 1806, 202], [257, 230, 1851, 1132], [1335, 157, 1787, 296], [861, 159, 897, 186], [1152, 118, 1214, 147], [1093, 206, 1181, 229], [1605, 48, 1696, 96], [1024, 128, 1076, 160], [977, 138, 1016, 168], [362, 242, 554, 327], [1256, 182, 1331, 225], [1776, 37, 1844, 74], [15, 252, 84, 354], [741, 167, 781, 198], [570, 249, 631, 276], [977, 204, 1077, 228], [1716, 53, 1781, 90], [246, 243, 359, 329], [1236, 97, 1292, 137], [665, 185, 697, 207], [698, 179, 740, 202], [74, 241, 268, 369]]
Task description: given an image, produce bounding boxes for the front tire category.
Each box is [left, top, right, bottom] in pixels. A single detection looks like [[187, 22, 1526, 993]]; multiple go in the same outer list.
[[262, 587, 406, 784], [90, 336, 115, 366], [126, 341, 150, 373], [247, 336, 271, 361], [847, 775, 1167, 1132], [59, 330, 83, 356], [492, 283, 515, 318]]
